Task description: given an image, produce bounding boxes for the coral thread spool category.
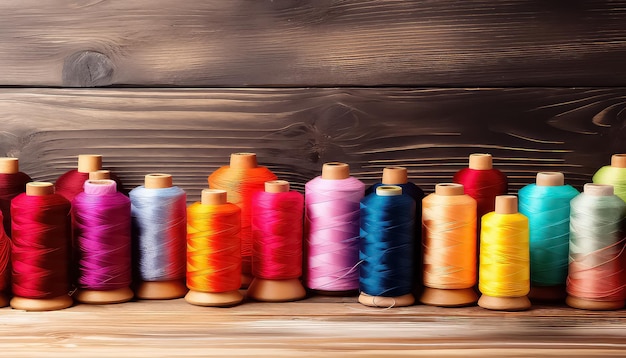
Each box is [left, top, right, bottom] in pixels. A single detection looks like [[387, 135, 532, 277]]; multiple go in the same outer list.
[[0, 211, 9, 307], [74, 179, 133, 304], [520, 172, 578, 302], [593, 154, 626, 203], [478, 195, 531, 311], [420, 183, 478, 307], [566, 184, 626, 310], [132, 173, 187, 299], [10, 182, 73, 311], [0, 157, 31, 237], [359, 185, 416, 307], [208, 152, 277, 287], [185, 189, 243, 307]]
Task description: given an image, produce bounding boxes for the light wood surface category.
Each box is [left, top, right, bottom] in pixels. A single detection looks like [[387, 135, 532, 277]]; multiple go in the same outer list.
[[1, 1, 626, 87], [1, 296, 625, 357], [0, 88, 623, 202]]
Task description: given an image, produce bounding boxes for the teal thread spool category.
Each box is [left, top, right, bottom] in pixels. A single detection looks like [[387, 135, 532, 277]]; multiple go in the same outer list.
[[593, 154, 626, 204], [518, 172, 579, 302]]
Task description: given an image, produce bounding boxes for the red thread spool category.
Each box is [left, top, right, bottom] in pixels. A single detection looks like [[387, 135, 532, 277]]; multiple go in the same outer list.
[[0, 211, 10, 307], [55, 155, 124, 201], [11, 182, 73, 311], [453, 154, 508, 218], [248, 180, 306, 302], [0, 157, 32, 237], [208, 153, 277, 287]]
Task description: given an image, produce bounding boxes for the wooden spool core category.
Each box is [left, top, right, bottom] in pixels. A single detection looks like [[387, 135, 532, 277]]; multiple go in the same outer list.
[[478, 195, 531, 311], [89, 170, 111, 180], [529, 172, 566, 302], [566, 183, 623, 310], [26, 182, 54, 196], [77, 154, 102, 173], [321, 162, 350, 180], [421, 183, 478, 307], [201, 188, 227, 205], [468, 153, 493, 170], [0, 157, 19, 174], [230, 152, 258, 169], [137, 173, 187, 300], [611, 154, 626, 168], [248, 180, 307, 302], [360, 185, 415, 307], [382, 166, 408, 184]]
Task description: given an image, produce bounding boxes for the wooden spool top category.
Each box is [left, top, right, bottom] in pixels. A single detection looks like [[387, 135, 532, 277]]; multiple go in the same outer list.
[[230, 152, 258, 169], [26, 182, 54, 196], [382, 166, 408, 184], [468, 153, 493, 170], [265, 180, 289, 193], [0, 157, 19, 174], [584, 183, 613, 197], [77, 154, 102, 173], [144, 173, 172, 189], [536, 172, 564, 186], [495, 195, 518, 214], [201, 189, 227, 205], [611, 154, 626, 168], [321, 162, 350, 180], [376, 185, 402, 196], [89, 170, 110, 180], [435, 183, 464, 196]]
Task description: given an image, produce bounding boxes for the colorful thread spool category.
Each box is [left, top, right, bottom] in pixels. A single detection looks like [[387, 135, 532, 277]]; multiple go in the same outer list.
[[185, 189, 243, 307], [420, 183, 478, 307], [248, 180, 306, 302], [0, 157, 31, 237], [359, 185, 416, 307], [208, 152, 277, 287], [55, 154, 124, 202], [0, 211, 9, 307], [478, 195, 531, 311], [10, 182, 73, 311], [73, 179, 133, 304], [305, 162, 365, 294], [566, 184, 626, 310], [593, 154, 626, 203], [519, 172, 579, 302], [367, 167, 424, 295], [130, 173, 187, 299], [453, 153, 507, 219]]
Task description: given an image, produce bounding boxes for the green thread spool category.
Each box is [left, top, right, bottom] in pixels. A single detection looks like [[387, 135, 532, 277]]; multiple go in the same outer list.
[[593, 154, 626, 203]]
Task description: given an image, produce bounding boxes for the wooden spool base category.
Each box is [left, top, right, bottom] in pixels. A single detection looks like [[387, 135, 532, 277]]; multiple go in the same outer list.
[[240, 273, 253, 289], [136, 280, 187, 300], [528, 285, 566, 302], [75, 287, 134, 304], [478, 295, 531, 311], [185, 290, 244, 307], [10, 295, 73, 312], [566, 295, 625, 311], [359, 293, 414, 308], [420, 287, 478, 307], [247, 278, 306, 302]]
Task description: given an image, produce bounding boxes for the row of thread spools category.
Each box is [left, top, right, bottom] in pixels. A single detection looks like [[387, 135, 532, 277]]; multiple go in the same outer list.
[[0, 152, 625, 311]]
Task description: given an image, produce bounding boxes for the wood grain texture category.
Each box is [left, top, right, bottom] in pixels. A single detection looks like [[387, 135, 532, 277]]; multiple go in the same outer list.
[[0, 87, 623, 202], [2, 0, 626, 87], [1, 297, 626, 357]]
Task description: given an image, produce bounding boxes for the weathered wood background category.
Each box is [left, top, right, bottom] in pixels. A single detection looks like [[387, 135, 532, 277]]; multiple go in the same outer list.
[[1, 0, 626, 356]]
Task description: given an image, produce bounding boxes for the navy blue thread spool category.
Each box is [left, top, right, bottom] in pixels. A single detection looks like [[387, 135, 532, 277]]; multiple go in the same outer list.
[[359, 185, 416, 307]]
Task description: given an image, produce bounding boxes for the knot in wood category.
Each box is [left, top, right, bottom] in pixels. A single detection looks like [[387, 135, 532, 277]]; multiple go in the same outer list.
[[63, 51, 114, 87]]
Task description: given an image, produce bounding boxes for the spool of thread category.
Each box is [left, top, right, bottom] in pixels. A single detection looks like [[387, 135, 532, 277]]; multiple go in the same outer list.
[[366, 167, 424, 294], [248, 180, 306, 302], [10, 182, 73, 311], [420, 183, 478, 307], [453, 153, 507, 218], [359, 185, 416, 307], [566, 184, 626, 310], [593, 154, 626, 203], [0, 157, 32, 237], [55, 154, 124, 201], [518, 172, 579, 302], [208, 152, 277, 287], [305, 162, 365, 294], [0, 211, 10, 307], [478, 195, 531, 311], [73, 179, 133, 304], [130, 173, 187, 299], [185, 189, 243, 307]]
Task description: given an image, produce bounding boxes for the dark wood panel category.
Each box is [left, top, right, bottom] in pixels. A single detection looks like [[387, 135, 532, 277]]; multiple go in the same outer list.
[[1, 297, 626, 357], [0, 88, 622, 202], [2, 1, 626, 87]]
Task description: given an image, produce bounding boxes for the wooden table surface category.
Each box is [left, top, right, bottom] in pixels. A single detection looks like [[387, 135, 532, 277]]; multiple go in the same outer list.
[[0, 295, 625, 357]]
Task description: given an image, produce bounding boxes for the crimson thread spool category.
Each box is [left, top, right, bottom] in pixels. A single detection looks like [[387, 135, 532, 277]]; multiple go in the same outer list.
[[248, 180, 306, 302], [454, 153, 507, 218], [55, 154, 124, 202], [73, 179, 133, 304], [10, 182, 73, 311], [185, 189, 243, 307], [0, 157, 32, 237], [0, 211, 9, 307], [208, 152, 277, 287], [420, 183, 478, 307], [478, 195, 531, 311], [566, 184, 626, 311], [130, 173, 188, 300]]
